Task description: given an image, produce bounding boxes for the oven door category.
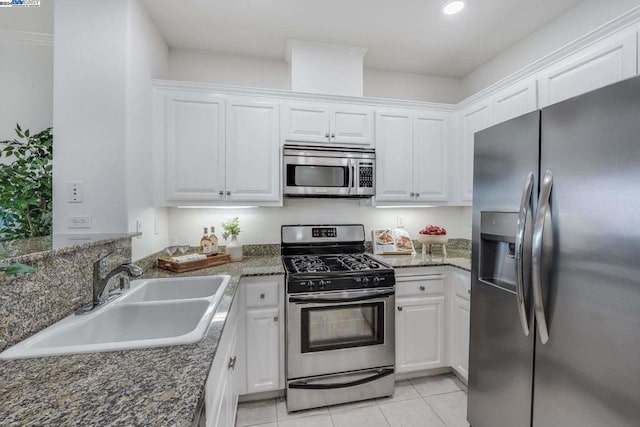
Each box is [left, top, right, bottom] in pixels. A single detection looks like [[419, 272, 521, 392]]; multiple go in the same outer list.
[[283, 155, 353, 197], [287, 288, 395, 379]]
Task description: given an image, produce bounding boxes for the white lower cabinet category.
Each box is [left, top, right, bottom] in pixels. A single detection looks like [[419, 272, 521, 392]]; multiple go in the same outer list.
[[452, 296, 470, 380], [395, 274, 447, 374], [205, 299, 241, 427], [241, 276, 285, 395], [448, 269, 471, 381], [246, 307, 281, 393]]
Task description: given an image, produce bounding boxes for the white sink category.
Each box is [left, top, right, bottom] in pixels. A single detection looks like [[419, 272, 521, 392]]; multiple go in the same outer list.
[[123, 276, 227, 302], [0, 275, 231, 360]]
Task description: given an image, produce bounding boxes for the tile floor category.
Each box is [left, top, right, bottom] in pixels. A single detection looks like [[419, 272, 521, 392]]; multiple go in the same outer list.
[[235, 374, 469, 427]]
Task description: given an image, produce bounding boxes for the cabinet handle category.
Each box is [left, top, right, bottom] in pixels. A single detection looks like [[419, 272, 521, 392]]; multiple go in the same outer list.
[[325, 132, 330, 139], [397, 306, 403, 311], [410, 192, 415, 197], [416, 193, 420, 197], [228, 356, 237, 370], [226, 191, 231, 196], [468, 289, 471, 295], [260, 293, 265, 299], [273, 316, 279, 322], [419, 285, 425, 291], [219, 190, 224, 196], [331, 133, 335, 138]]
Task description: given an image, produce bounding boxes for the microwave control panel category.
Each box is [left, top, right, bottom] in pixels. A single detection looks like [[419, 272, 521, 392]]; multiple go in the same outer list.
[[359, 163, 374, 188]]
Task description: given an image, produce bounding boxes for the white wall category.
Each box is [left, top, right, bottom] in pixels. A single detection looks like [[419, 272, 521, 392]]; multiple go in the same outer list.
[[54, 0, 170, 260], [364, 68, 462, 104], [53, 0, 129, 234], [168, 201, 472, 247], [168, 48, 463, 103], [126, 0, 170, 260], [462, 0, 640, 98], [169, 48, 290, 90], [0, 2, 53, 143]]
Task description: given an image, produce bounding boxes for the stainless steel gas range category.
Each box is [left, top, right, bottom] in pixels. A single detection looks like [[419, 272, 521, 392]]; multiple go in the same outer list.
[[281, 224, 396, 412]]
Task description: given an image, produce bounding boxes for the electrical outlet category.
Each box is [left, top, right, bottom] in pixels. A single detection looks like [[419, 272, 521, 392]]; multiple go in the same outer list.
[[397, 216, 404, 228], [67, 215, 92, 229], [67, 182, 83, 203], [154, 217, 160, 235], [136, 220, 143, 238]]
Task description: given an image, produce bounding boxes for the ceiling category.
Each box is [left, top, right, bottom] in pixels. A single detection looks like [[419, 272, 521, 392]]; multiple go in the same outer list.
[[141, 0, 583, 78]]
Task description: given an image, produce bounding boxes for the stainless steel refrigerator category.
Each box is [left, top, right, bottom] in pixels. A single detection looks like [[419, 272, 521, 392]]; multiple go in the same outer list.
[[468, 76, 640, 427]]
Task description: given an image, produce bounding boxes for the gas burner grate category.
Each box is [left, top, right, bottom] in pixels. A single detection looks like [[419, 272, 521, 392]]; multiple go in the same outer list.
[[336, 254, 381, 271], [291, 255, 331, 273]]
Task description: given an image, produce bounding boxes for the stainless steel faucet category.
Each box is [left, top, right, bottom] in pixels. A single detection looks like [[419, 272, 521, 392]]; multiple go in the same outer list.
[[75, 252, 144, 315]]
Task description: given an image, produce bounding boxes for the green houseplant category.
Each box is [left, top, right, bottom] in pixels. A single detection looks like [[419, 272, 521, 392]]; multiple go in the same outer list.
[[222, 217, 243, 261], [0, 124, 53, 241]]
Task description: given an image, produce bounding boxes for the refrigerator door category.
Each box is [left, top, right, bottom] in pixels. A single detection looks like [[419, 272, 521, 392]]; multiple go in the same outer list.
[[468, 111, 539, 427], [533, 76, 640, 426]]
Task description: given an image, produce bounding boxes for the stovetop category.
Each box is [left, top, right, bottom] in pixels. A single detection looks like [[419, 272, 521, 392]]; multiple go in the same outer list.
[[283, 253, 395, 293], [283, 253, 387, 274]]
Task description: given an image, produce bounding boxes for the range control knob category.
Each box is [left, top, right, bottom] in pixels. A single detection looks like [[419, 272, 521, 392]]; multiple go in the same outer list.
[[307, 280, 317, 289], [373, 277, 382, 284], [318, 279, 329, 289], [361, 277, 370, 285]]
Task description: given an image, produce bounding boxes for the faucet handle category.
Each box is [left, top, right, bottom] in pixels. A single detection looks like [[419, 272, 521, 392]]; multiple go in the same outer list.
[[94, 252, 114, 279]]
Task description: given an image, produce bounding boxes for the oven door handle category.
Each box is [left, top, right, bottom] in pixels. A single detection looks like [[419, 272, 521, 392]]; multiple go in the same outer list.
[[288, 368, 394, 390], [289, 289, 395, 304]]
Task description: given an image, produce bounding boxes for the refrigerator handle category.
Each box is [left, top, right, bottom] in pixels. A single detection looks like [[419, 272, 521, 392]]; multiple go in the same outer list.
[[532, 170, 553, 344], [515, 172, 534, 336]]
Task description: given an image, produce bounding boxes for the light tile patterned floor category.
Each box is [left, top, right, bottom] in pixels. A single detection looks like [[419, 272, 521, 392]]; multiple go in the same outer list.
[[235, 374, 469, 427]]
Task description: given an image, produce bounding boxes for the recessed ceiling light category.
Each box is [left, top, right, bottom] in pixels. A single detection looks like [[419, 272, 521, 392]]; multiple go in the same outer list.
[[442, 0, 465, 15]]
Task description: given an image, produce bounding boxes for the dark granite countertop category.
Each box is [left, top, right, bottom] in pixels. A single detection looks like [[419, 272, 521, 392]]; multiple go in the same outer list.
[[0, 255, 283, 427], [371, 248, 471, 272], [0, 251, 470, 426]]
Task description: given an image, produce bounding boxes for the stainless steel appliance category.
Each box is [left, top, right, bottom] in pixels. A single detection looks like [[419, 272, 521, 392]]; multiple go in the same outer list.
[[468, 76, 640, 427], [282, 224, 395, 412], [283, 145, 375, 198]]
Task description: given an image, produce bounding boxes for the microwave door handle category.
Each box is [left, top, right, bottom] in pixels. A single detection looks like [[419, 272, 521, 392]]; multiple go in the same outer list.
[[348, 159, 354, 195]]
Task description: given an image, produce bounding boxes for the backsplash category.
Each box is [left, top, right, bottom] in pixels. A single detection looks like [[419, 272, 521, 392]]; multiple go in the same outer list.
[[0, 236, 133, 352]]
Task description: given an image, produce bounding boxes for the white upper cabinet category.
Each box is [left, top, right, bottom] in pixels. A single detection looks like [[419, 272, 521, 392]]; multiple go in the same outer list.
[[226, 99, 280, 202], [376, 110, 451, 204], [331, 109, 374, 145], [161, 91, 226, 202], [153, 89, 282, 206], [283, 104, 374, 145], [491, 80, 538, 125], [460, 102, 492, 203], [538, 30, 638, 108], [283, 105, 331, 143], [375, 110, 414, 202], [413, 113, 449, 202]]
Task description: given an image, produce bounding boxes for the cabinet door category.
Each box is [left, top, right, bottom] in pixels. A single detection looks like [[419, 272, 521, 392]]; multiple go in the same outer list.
[[283, 105, 330, 143], [375, 111, 414, 202], [246, 307, 280, 393], [330, 108, 374, 145], [163, 92, 226, 201], [491, 80, 538, 125], [208, 373, 230, 427], [413, 113, 449, 202], [396, 296, 446, 373], [453, 296, 471, 380], [538, 30, 637, 108], [460, 102, 492, 202], [226, 99, 281, 202]]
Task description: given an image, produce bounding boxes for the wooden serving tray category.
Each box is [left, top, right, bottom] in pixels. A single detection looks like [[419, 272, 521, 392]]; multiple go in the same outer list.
[[157, 253, 231, 273]]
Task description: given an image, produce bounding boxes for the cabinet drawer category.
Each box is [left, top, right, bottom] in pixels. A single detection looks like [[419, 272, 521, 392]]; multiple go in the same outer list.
[[396, 275, 445, 297], [245, 281, 280, 308]]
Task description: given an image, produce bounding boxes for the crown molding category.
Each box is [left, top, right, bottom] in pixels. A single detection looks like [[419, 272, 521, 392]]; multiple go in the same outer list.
[[0, 29, 53, 46], [152, 79, 457, 112], [457, 5, 640, 109]]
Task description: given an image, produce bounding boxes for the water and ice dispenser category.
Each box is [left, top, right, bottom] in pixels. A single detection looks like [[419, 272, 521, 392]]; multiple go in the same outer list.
[[479, 211, 520, 292]]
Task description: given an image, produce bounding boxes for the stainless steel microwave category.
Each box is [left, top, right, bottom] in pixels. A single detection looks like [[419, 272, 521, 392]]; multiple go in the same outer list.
[[283, 145, 375, 198]]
